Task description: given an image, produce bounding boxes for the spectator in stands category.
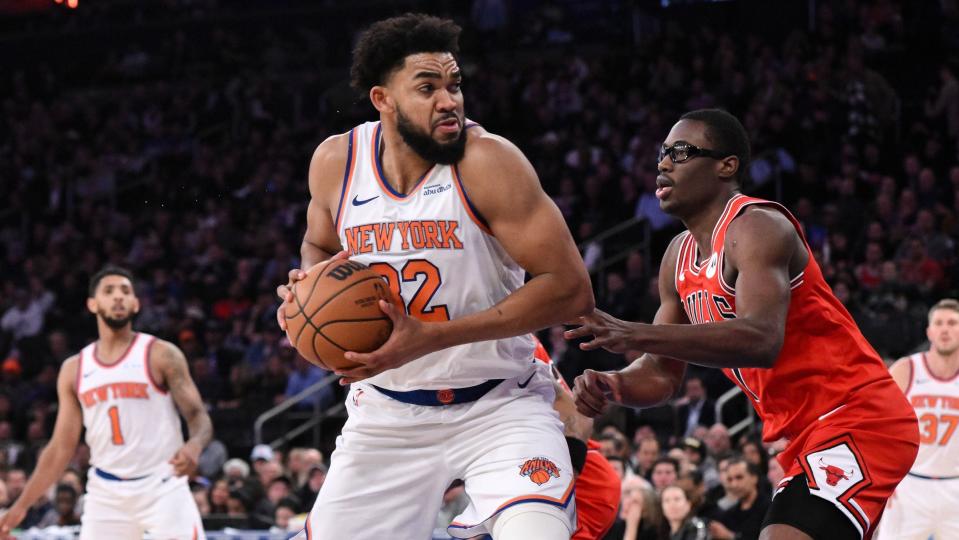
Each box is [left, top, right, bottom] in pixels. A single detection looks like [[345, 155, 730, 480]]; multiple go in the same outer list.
[[704, 424, 732, 459], [675, 377, 715, 438], [0, 421, 24, 468], [709, 458, 769, 540], [224, 458, 250, 482], [4, 470, 25, 510], [898, 238, 945, 296], [272, 497, 299, 532], [676, 470, 715, 522], [36, 484, 80, 528], [209, 479, 230, 515], [925, 60, 959, 142], [191, 482, 211, 517], [855, 242, 885, 290], [296, 464, 327, 512], [197, 438, 229, 479], [260, 475, 297, 518], [659, 485, 709, 540], [738, 437, 772, 499], [704, 454, 738, 517], [651, 457, 681, 493], [1, 291, 50, 343], [284, 358, 333, 410], [630, 437, 661, 479], [226, 487, 253, 526], [666, 446, 694, 476], [57, 469, 84, 514], [286, 448, 307, 488], [598, 431, 629, 461], [607, 456, 627, 481], [604, 476, 658, 540]]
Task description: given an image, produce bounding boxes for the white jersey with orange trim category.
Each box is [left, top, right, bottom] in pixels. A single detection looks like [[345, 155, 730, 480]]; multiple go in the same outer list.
[[904, 352, 959, 478], [334, 121, 534, 391], [76, 332, 183, 479]]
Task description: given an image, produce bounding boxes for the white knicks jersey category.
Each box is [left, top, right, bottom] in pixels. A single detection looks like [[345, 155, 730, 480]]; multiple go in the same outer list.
[[334, 121, 534, 390], [905, 352, 959, 477], [76, 333, 183, 478]]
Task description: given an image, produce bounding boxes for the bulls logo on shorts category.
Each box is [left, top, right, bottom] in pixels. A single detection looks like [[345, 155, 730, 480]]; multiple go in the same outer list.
[[519, 457, 560, 486], [799, 434, 874, 536], [817, 457, 855, 487]]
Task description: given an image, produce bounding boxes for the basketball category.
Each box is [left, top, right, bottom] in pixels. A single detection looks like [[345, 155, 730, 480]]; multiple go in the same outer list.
[[283, 259, 397, 371]]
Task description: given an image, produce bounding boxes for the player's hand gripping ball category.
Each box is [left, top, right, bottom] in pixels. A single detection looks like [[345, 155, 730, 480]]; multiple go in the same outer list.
[[283, 259, 400, 371]]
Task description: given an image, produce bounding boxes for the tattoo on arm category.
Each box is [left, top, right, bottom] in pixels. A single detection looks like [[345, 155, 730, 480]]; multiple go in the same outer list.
[[162, 344, 214, 448]]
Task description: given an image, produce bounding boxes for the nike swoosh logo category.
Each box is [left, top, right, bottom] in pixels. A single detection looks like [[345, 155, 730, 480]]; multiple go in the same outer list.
[[352, 195, 379, 206], [517, 373, 535, 388], [82, 371, 94, 378]]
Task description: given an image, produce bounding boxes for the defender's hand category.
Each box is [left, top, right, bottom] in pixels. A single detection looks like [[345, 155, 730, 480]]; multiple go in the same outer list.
[[564, 309, 639, 354], [572, 369, 623, 417]]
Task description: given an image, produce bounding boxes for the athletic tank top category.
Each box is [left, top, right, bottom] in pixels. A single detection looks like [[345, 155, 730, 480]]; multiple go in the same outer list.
[[905, 352, 959, 477], [76, 333, 183, 478], [673, 195, 909, 442], [334, 121, 534, 390]]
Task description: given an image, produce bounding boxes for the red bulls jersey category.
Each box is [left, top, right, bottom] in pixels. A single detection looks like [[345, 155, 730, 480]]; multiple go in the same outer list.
[[673, 195, 911, 444]]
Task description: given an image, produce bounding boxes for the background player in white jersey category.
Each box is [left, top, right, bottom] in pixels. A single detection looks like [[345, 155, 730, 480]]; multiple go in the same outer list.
[[0, 266, 213, 540], [276, 14, 593, 540], [879, 298, 959, 540]]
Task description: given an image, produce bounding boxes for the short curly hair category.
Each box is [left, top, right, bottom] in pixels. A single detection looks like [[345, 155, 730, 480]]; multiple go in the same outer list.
[[350, 13, 462, 95], [680, 108, 751, 184]]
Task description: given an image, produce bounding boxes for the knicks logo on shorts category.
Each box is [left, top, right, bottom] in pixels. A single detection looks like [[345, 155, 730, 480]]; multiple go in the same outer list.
[[519, 457, 560, 486]]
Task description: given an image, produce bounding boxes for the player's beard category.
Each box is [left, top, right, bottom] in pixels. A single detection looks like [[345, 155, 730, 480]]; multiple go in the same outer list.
[[396, 107, 466, 165], [934, 343, 958, 357], [99, 309, 135, 329]]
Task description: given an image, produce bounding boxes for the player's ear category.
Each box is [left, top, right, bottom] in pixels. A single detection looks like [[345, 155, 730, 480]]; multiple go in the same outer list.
[[131, 296, 141, 316], [717, 155, 739, 182], [86, 297, 98, 315], [369, 86, 394, 114]]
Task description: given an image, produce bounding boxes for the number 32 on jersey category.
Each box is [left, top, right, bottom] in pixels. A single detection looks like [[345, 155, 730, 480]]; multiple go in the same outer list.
[[369, 260, 450, 322]]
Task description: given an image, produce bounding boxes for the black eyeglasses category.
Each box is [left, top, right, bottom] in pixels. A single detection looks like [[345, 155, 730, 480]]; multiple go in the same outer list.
[[658, 142, 728, 164]]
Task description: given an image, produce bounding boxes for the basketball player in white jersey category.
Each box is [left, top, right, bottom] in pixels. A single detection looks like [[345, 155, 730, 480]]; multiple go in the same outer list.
[[878, 298, 959, 540], [0, 267, 212, 539], [275, 14, 593, 540]]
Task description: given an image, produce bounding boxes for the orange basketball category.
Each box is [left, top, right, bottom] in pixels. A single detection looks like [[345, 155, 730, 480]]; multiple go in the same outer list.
[[283, 259, 397, 371]]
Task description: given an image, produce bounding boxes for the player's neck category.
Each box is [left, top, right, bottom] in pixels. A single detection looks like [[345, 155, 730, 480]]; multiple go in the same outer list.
[[96, 325, 136, 363], [379, 127, 434, 194], [684, 192, 737, 260], [926, 349, 959, 379]]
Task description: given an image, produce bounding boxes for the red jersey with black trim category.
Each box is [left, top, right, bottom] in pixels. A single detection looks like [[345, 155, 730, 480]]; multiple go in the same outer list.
[[533, 339, 621, 539], [672, 195, 912, 445]]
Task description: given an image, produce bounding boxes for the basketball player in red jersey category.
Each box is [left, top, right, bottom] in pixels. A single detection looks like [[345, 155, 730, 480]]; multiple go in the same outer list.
[[0, 266, 212, 539], [566, 109, 919, 540], [534, 338, 621, 539]]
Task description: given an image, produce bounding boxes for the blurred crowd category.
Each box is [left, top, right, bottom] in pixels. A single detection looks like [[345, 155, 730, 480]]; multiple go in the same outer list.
[[1, 0, 958, 535]]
